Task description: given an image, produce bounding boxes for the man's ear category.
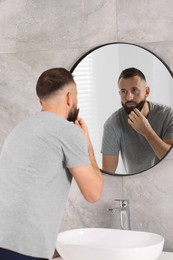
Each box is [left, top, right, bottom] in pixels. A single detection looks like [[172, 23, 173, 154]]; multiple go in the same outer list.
[[39, 99, 43, 106], [66, 91, 72, 107], [146, 86, 150, 96]]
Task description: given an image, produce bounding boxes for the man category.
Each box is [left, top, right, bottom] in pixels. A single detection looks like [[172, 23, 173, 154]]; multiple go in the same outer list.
[[101, 67, 173, 174], [0, 68, 103, 260]]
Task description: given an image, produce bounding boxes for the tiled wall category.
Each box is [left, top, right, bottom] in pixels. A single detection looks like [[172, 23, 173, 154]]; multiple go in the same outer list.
[[0, 0, 173, 251], [60, 148, 173, 252]]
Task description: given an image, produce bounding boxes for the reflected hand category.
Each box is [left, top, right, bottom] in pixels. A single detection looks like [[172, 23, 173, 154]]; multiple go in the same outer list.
[[128, 108, 152, 137]]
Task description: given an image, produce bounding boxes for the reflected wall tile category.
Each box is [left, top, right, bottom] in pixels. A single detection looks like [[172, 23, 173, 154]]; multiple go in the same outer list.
[[0, 0, 27, 53], [117, 0, 173, 43], [16, 0, 117, 52], [128, 41, 173, 109], [60, 174, 123, 232], [123, 148, 173, 251]]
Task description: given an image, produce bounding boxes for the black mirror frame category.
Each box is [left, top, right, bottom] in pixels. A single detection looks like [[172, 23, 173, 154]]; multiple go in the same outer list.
[[70, 42, 173, 176]]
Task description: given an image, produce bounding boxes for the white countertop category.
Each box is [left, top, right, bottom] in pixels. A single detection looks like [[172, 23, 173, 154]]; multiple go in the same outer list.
[[159, 252, 173, 260], [52, 251, 172, 260]]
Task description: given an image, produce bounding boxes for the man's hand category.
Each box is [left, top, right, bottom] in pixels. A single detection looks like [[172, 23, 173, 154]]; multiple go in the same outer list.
[[128, 108, 172, 160], [128, 108, 152, 137], [75, 117, 91, 146], [75, 117, 89, 136]]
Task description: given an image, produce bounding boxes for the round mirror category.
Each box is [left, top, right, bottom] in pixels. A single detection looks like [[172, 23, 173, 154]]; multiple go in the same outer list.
[[70, 42, 173, 175]]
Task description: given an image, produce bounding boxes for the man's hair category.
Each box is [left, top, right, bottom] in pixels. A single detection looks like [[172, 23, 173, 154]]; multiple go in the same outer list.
[[118, 67, 146, 83], [36, 68, 75, 98]]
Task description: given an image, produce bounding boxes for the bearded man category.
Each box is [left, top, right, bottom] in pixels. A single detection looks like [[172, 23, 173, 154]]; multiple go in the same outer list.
[[101, 67, 173, 174], [0, 68, 103, 260]]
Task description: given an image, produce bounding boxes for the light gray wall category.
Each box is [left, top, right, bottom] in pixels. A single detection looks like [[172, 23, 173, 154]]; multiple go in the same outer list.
[[61, 149, 173, 252], [0, 0, 173, 251]]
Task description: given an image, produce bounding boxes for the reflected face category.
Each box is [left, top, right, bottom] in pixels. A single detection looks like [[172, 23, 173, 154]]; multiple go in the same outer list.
[[119, 76, 149, 114], [67, 83, 79, 122]]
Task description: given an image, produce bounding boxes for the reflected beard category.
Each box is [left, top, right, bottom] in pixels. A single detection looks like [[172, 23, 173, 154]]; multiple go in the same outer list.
[[122, 100, 146, 115], [67, 107, 79, 122]]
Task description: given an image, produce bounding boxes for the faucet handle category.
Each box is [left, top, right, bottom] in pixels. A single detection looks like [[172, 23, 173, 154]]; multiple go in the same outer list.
[[114, 199, 129, 208]]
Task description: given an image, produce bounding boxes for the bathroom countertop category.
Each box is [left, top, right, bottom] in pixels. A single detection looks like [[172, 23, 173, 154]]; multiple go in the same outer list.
[[51, 251, 173, 260], [159, 252, 173, 259]]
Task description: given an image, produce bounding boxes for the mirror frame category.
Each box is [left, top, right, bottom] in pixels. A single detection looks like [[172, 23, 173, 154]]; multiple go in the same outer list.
[[70, 42, 173, 176]]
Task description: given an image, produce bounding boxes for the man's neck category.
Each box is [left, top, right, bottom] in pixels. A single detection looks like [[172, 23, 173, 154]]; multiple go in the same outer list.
[[41, 103, 66, 119], [142, 101, 150, 117]]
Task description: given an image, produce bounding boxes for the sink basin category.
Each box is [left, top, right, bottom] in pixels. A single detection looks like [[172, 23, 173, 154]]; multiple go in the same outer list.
[[56, 228, 164, 260]]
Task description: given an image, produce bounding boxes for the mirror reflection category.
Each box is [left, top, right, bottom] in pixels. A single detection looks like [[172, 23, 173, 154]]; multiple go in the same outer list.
[[101, 67, 173, 174], [71, 43, 173, 175]]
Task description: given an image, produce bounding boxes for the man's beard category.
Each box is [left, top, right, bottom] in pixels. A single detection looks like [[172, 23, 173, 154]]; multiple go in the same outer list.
[[122, 100, 146, 115], [67, 106, 79, 122]]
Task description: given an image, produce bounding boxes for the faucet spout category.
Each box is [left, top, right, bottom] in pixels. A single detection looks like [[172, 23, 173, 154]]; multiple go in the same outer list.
[[108, 199, 131, 230]]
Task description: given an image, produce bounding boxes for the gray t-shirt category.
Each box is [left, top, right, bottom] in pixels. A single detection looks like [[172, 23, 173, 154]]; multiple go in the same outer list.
[[101, 102, 173, 174], [0, 112, 90, 258]]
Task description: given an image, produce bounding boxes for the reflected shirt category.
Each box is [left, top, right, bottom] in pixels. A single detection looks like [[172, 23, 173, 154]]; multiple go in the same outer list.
[[101, 102, 173, 174]]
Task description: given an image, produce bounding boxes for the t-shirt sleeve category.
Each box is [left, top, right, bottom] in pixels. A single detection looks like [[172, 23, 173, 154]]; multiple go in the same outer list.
[[101, 118, 120, 155], [162, 108, 173, 139], [61, 124, 91, 168]]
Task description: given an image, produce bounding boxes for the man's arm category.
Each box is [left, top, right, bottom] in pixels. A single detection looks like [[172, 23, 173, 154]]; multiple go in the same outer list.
[[128, 108, 173, 159], [69, 164, 103, 203], [102, 154, 119, 173], [68, 118, 103, 203]]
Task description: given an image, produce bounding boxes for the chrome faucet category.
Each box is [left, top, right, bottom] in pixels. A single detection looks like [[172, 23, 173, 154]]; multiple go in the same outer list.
[[108, 199, 131, 230]]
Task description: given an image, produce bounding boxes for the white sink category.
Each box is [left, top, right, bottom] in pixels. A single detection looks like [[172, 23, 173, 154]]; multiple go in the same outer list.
[[56, 228, 164, 260]]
